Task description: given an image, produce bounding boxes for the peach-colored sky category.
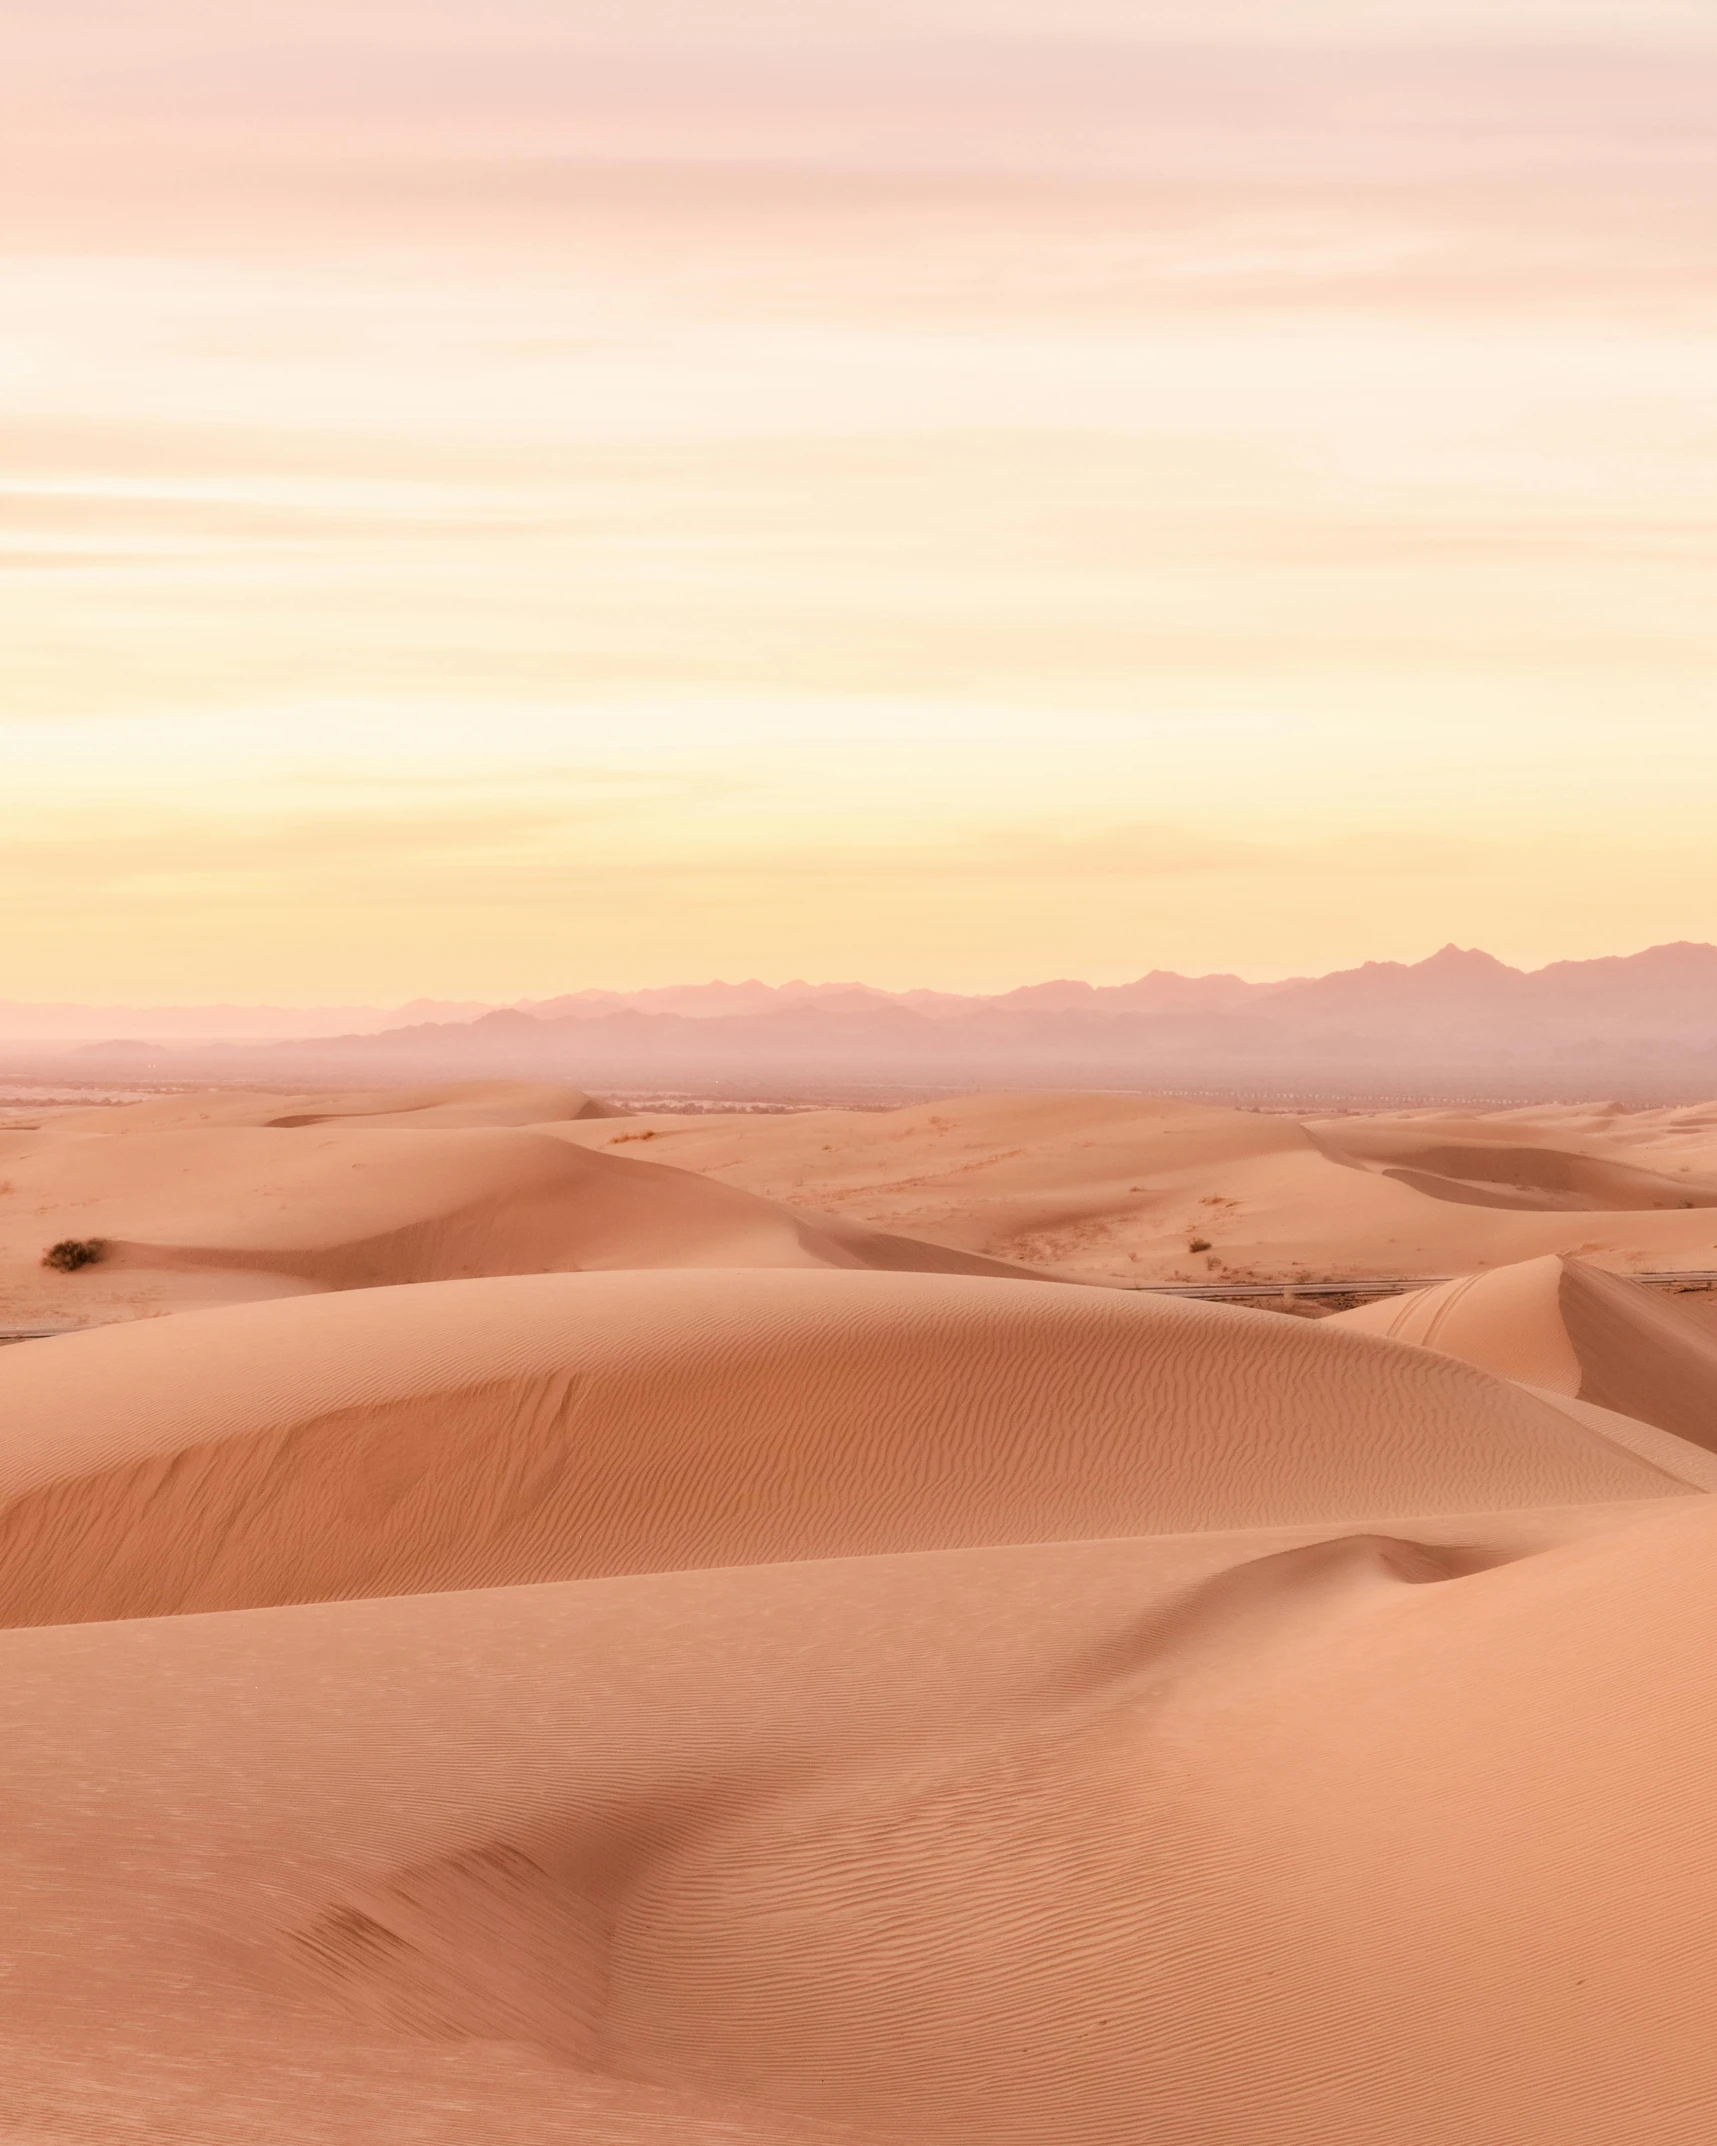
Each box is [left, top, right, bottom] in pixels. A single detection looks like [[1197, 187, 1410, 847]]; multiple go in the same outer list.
[[3, 2, 1715, 999]]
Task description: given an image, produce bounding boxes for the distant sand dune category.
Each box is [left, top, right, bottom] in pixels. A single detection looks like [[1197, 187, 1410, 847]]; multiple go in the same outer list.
[[42, 1077, 625, 1134], [15, 1084, 1717, 1321], [0, 1084, 1034, 1325], [9, 1080, 1717, 2140], [1309, 1116, 1717, 1210], [558, 1090, 1717, 1282]]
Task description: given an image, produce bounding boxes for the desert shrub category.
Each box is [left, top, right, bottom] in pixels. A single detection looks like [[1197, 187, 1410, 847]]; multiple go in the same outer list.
[[1187, 1237, 1212, 1254], [42, 1238, 107, 1273]]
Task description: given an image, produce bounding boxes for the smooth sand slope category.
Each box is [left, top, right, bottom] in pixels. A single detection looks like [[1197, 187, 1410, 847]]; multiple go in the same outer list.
[[5, 1396, 1717, 2138], [557, 1090, 1717, 1283], [1350, 1096, 1717, 1181], [32, 1078, 626, 1135], [19, 1083, 1717, 1313], [0, 1083, 1032, 1326], [1332, 1253, 1717, 1451], [10, 1086, 1717, 2140]]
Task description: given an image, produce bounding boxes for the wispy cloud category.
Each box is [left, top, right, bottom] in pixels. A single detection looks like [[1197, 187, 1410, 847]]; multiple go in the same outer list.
[[3, 1, 1715, 993]]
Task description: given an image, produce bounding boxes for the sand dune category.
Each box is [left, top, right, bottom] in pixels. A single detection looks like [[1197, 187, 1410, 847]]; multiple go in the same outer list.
[[1344, 1096, 1717, 1187], [1332, 1253, 1717, 1451], [7, 1266, 1705, 1626], [35, 1078, 625, 1136], [0, 1086, 1032, 1325], [9, 1077, 1717, 2139], [557, 1089, 1717, 1282], [1309, 1109, 1717, 1210], [19, 1082, 1717, 1316], [7, 1498, 1717, 2142]]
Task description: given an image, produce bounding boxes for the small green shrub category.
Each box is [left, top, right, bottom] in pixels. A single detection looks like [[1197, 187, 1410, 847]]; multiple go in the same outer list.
[[42, 1238, 107, 1273]]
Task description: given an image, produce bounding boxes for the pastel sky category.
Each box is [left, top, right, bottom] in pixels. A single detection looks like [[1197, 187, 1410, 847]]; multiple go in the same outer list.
[[4, 1, 1715, 999]]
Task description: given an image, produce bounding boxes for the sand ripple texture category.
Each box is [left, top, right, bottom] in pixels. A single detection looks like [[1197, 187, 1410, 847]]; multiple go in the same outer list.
[[7, 1500, 1717, 2141], [6, 1086, 1717, 2141], [0, 1270, 1709, 1626]]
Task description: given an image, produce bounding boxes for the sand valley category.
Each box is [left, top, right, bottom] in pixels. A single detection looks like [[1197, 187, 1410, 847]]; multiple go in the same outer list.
[[6, 1079, 1717, 2141]]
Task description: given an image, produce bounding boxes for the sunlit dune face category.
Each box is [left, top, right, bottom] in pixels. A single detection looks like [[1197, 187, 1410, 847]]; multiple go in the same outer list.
[[3, 2, 1716, 996]]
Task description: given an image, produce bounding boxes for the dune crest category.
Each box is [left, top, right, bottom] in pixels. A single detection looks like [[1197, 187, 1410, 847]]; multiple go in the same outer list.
[[8, 1501, 1717, 2141], [0, 1084, 1036, 1326], [7, 1080, 1717, 2138], [557, 1089, 1717, 1282], [6, 1267, 1706, 1627], [1332, 1253, 1717, 1452], [41, 1078, 625, 1136]]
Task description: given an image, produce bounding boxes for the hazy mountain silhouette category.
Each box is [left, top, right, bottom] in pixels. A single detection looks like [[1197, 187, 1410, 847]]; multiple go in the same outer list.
[[23, 942, 1717, 1102]]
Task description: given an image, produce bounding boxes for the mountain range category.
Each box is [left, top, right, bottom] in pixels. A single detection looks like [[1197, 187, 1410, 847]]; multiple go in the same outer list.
[[13, 943, 1717, 1102]]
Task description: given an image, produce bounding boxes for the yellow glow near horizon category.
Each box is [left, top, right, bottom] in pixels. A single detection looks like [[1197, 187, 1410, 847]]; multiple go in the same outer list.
[[3, 4, 1715, 999]]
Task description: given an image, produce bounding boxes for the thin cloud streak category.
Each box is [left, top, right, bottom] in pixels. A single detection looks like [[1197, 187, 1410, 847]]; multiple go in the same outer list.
[[3, 2, 1715, 992]]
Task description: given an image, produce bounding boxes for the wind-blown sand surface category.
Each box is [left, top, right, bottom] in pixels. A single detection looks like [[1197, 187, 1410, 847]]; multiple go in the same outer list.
[[559, 1090, 1717, 1282], [0, 1082, 1031, 1326], [1331, 1253, 1717, 1449], [9, 1080, 1717, 2140], [3, 1268, 1706, 1627]]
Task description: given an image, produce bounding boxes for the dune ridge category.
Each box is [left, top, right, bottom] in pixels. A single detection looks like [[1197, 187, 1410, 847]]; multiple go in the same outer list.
[[0, 1083, 1037, 1327], [558, 1088, 1717, 1283], [8, 1499, 1717, 2141], [1332, 1253, 1717, 1453], [7, 1267, 1707, 1628], [7, 1078, 1717, 2140], [16, 1082, 1717, 1320]]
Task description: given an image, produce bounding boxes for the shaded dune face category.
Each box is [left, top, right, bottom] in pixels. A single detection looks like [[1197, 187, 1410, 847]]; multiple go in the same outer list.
[[1332, 1255, 1717, 1453], [0, 1270, 1707, 1628], [11, 1085, 1717, 2141], [557, 1089, 1717, 1283], [0, 1110, 1035, 1325], [13, 1085, 1717, 1321], [1313, 1126, 1717, 1212], [257, 1537, 1522, 2104], [1559, 1261, 1717, 1449], [588, 1515, 1717, 2146]]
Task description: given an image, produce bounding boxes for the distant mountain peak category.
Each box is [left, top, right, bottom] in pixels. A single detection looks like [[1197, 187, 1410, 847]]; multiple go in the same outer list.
[[13, 943, 1717, 1087], [1418, 944, 1519, 974]]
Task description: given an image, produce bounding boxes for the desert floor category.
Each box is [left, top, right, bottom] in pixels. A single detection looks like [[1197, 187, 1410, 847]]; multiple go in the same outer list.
[[6, 1080, 1717, 2141]]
